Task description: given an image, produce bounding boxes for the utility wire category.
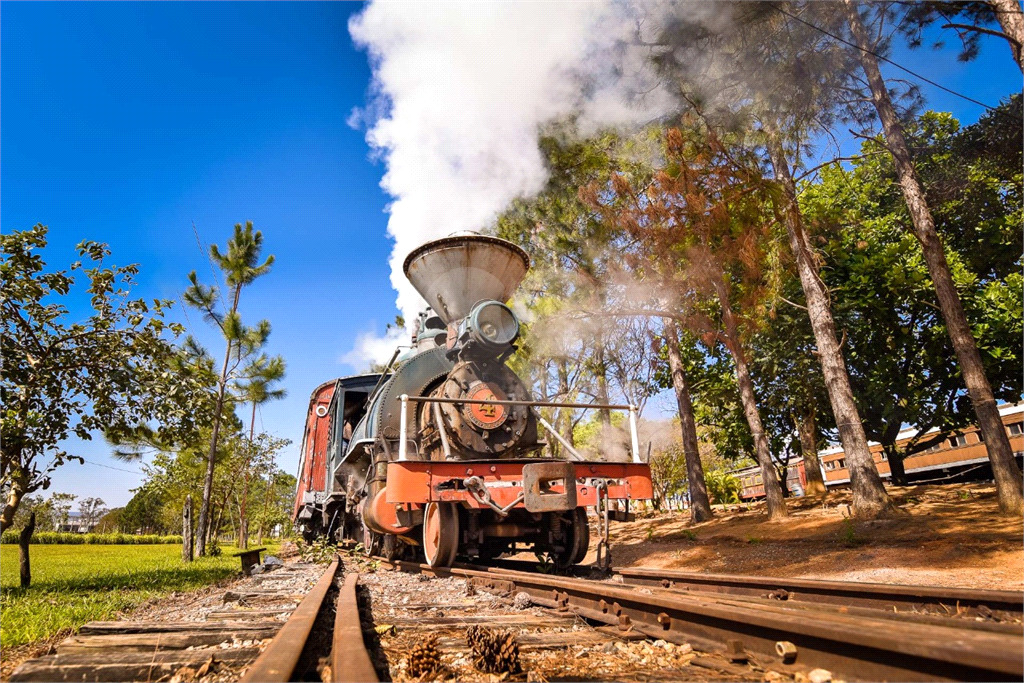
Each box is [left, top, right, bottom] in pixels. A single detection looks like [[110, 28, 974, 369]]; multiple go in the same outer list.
[[80, 458, 143, 475], [772, 4, 997, 111]]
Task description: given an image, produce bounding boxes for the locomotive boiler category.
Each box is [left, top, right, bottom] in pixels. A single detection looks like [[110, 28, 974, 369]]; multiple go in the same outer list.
[[293, 233, 652, 568]]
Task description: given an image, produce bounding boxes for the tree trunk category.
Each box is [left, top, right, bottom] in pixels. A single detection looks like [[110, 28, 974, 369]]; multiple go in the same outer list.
[[19, 512, 35, 588], [885, 444, 909, 487], [766, 132, 892, 517], [1, 474, 27, 534], [182, 495, 194, 563], [845, 0, 1024, 517], [717, 284, 788, 519], [795, 406, 828, 497], [778, 461, 790, 497], [990, 0, 1024, 71], [257, 473, 273, 546], [594, 333, 612, 427], [196, 350, 231, 556], [662, 318, 714, 523], [238, 402, 258, 551]]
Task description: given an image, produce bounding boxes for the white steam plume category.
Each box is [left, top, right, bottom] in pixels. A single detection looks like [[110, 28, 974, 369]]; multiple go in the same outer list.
[[346, 1, 725, 365]]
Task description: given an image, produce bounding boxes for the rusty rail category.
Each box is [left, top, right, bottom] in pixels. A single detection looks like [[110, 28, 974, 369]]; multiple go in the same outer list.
[[333, 573, 379, 682], [611, 566, 1024, 618], [379, 558, 1023, 682], [480, 558, 1024, 618], [241, 556, 341, 683]]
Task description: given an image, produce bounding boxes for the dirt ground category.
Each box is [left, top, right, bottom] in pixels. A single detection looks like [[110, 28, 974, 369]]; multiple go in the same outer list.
[[598, 483, 1023, 591]]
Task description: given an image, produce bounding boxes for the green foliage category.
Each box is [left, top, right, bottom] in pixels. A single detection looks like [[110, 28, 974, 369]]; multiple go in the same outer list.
[[120, 484, 167, 534], [0, 531, 182, 545], [298, 537, 336, 564], [799, 98, 1023, 472], [0, 542, 278, 647], [1, 225, 208, 531], [838, 519, 866, 548], [704, 469, 742, 505], [181, 220, 279, 556]]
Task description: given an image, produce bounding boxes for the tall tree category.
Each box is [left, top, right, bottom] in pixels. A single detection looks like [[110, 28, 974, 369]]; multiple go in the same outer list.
[[1, 226, 200, 533], [661, 318, 714, 522], [843, 1, 1023, 515], [802, 103, 1023, 485], [77, 497, 108, 530], [747, 293, 831, 497], [235, 355, 287, 549], [641, 2, 894, 516], [585, 126, 789, 519], [899, 1, 1023, 72], [184, 221, 276, 555]]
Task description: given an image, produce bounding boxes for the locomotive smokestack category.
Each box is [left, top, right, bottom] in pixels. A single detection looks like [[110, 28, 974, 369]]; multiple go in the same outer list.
[[403, 233, 530, 325]]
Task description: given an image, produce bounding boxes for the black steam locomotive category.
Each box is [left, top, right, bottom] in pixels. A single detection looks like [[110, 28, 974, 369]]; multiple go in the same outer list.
[[294, 234, 652, 568]]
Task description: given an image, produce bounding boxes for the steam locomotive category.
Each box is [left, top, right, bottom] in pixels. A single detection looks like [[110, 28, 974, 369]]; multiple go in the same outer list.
[[293, 234, 652, 568]]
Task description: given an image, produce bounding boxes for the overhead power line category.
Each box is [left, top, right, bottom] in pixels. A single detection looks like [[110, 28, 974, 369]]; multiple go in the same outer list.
[[80, 458, 143, 475], [772, 4, 997, 111]]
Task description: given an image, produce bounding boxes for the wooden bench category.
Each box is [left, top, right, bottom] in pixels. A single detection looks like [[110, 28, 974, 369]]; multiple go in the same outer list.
[[232, 547, 267, 576]]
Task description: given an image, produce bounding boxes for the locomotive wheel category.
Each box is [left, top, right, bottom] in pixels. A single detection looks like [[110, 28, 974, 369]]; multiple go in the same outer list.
[[423, 502, 459, 568], [540, 508, 589, 571], [361, 522, 381, 557], [571, 507, 590, 565]]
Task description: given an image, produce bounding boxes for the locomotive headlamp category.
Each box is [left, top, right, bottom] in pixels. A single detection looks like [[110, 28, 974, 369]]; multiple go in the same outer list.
[[468, 301, 519, 349]]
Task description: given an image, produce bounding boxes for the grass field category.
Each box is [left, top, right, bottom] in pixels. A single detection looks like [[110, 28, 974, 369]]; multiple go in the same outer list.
[[0, 542, 280, 648]]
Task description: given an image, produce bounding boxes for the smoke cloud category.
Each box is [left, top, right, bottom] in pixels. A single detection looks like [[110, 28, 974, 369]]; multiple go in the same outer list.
[[345, 1, 732, 365]]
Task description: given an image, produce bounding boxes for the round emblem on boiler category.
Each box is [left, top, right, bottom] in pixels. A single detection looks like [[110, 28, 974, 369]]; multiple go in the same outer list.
[[464, 382, 509, 430]]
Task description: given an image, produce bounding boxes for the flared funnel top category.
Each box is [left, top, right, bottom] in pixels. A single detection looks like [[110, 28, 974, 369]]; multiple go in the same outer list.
[[403, 234, 530, 324]]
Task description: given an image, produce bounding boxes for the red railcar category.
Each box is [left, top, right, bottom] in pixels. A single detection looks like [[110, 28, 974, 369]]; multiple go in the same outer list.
[[736, 459, 807, 501], [293, 380, 336, 521]]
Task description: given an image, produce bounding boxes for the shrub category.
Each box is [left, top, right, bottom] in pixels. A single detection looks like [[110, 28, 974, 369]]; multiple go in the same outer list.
[[0, 531, 182, 545]]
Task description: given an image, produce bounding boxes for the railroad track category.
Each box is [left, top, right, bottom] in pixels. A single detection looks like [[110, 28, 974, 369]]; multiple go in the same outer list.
[[9, 555, 378, 683], [377, 557, 1024, 682], [483, 558, 1024, 620], [9, 552, 1022, 682]]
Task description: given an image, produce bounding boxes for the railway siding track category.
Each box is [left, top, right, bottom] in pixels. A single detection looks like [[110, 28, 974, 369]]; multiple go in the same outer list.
[[380, 558, 1024, 682]]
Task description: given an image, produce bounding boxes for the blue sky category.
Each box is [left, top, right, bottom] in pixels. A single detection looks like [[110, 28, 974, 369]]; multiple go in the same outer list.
[[2, 2, 1021, 507]]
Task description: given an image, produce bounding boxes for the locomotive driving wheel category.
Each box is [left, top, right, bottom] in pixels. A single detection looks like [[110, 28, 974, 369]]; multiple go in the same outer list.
[[423, 502, 459, 568], [540, 508, 590, 571], [570, 507, 590, 564]]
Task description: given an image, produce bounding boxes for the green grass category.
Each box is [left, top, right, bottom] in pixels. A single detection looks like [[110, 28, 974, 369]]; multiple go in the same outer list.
[[0, 542, 280, 648]]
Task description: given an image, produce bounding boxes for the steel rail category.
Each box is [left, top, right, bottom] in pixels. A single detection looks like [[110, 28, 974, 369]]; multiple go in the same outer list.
[[613, 566, 1024, 617], [480, 559, 1024, 617], [333, 574, 379, 682], [241, 556, 341, 683], [378, 558, 1023, 682]]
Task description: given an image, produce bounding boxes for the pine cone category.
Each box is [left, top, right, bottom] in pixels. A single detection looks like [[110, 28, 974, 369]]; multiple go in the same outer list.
[[405, 637, 441, 678], [465, 626, 521, 674]]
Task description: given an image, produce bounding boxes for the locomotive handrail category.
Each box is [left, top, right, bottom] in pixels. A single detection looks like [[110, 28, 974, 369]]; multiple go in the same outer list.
[[397, 394, 643, 463], [402, 395, 633, 410]]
